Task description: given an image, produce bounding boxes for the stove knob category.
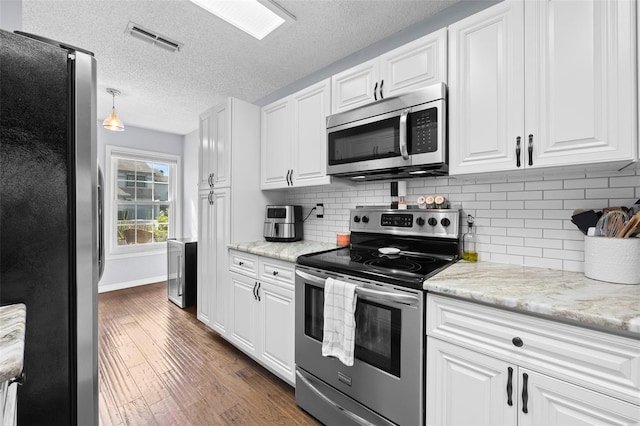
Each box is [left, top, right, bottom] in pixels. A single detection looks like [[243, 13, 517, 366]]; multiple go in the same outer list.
[[416, 217, 425, 226], [441, 218, 451, 227], [428, 217, 438, 226], [354, 216, 361, 223], [362, 216, 369, 223]]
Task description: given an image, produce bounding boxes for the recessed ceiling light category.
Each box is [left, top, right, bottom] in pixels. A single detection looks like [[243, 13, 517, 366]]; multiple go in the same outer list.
[[189, 0, 295, 40]]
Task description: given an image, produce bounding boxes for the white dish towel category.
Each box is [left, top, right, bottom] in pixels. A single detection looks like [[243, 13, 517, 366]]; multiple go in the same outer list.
[[322, 277, 358, 366]]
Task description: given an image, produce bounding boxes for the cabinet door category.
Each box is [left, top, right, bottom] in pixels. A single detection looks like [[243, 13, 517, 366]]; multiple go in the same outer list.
[[448, 0, 525, 175], [518, 368, 640, 426], [426, 337, 516, 426], [261, 98, 292, 189], [291, 78, 331, 187], [258, 280, 295, 385], [379, 28, 447, 98], [211, 102, 231, 188], [198, 108, 214, 191], [196, 191, 213, 325], [331, 58, 379, 113], [210, 188, 230, 336], [228, 271, 259, 357], [524, 0, 637, 167]]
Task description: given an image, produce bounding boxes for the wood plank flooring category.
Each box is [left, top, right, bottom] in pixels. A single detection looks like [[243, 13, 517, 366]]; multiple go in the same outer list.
[[98, 282, 320, 425]]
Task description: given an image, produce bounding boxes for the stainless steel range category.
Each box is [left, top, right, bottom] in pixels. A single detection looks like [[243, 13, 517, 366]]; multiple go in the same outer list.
[[295, 207, 460, 425]]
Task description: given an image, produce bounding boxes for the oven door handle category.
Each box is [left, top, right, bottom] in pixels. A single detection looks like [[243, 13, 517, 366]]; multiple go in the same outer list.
[[356, 286, 419, 306], [295, 370, 376, 426], [296, 269, 420, 306]]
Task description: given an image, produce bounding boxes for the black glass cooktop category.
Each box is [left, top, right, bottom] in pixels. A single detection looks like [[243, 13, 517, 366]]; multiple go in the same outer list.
[[297, 233, 459, 289]]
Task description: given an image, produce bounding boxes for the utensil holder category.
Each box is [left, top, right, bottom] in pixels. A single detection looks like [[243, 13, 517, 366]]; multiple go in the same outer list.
[[584, 236, 640, 284]]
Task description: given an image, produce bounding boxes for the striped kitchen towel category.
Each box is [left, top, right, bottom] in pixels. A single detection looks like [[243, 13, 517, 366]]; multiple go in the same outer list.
[[322, 277, 358, 366]]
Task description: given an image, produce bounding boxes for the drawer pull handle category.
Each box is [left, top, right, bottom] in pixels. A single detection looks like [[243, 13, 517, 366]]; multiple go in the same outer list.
[[512, 337, 524, 347], [506, 367, 513, 406], [522, 373, 529, 414], [273, 271, 278, 276]]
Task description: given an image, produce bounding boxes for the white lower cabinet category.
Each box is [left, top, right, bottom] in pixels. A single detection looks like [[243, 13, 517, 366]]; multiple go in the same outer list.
[[228, 251, 295, 386], [426, 294, 640, 426]]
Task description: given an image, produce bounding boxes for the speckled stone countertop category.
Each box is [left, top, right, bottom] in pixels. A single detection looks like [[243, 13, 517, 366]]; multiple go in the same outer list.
[[0, 304, 26, 383], [228, 240, 339, 263], [425, 261, 640, 337]]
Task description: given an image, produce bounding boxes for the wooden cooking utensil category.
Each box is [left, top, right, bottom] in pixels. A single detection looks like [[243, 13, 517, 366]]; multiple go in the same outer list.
[[617, 212, 640, 238]]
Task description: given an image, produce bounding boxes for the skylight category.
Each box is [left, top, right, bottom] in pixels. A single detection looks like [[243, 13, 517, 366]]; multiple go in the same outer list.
[[189, 0, 295, 40]]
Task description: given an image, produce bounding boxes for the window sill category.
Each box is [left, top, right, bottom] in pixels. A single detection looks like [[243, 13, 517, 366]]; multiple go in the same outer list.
[[107, 245, 167, 260]]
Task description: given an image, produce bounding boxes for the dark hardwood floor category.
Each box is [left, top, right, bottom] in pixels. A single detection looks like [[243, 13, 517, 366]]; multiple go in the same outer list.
[[98, 282, 320, 425]]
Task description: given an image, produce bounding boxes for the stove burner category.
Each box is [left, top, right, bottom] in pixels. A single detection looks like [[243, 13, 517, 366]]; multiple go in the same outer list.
[[363, 258, 422, 273], [350, 254, 363, 262]]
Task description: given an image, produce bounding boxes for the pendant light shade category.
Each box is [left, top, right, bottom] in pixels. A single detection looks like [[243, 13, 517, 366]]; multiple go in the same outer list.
[[103, 88, 125, 131]]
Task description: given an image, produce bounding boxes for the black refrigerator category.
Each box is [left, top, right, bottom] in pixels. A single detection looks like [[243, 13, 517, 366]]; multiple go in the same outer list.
[[0, 29, 100, 425]]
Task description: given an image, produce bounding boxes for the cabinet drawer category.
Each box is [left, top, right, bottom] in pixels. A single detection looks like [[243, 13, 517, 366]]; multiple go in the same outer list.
[[229, 251, 258, 277], [260, 258, 295, 287], [426, 294, 640, 405]]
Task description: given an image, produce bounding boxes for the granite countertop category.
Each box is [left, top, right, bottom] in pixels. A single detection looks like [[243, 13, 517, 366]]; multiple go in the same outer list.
[[425, 261, 640, 337], [228, 240, 339, 263], [0, 303, 26, 383]]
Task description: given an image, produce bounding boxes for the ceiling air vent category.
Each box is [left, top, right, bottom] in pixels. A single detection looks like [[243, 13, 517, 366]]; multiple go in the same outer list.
[[125, 22, 183, 53]]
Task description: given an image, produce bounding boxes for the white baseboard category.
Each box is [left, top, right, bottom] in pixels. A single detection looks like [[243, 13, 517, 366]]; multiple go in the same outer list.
[[98, 275, 166, 293]]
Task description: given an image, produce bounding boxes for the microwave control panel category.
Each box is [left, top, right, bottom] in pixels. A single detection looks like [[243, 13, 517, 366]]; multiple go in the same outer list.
[[410, 107, 438, 154]]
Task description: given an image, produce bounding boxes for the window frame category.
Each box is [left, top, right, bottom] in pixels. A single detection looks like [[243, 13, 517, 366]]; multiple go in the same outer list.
[[106, 145, 181, 258]]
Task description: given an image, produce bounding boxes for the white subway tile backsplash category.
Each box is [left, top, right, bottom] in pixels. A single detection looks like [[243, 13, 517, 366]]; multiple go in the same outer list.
[[586, 188, 635, 199], [525, 180, 563, 190], [285, 168, 640, 273]]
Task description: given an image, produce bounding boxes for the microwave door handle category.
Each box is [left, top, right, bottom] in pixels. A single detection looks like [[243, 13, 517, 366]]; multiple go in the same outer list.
[[399, 109, 410, 160]]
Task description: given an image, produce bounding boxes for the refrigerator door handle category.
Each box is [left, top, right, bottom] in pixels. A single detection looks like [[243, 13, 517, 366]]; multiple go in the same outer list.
[[98, 167, 105, 280]]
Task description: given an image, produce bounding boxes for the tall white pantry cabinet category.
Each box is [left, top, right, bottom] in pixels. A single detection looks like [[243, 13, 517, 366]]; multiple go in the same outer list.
[[197, 98, 278, 335], [448, 0, 637, 175]]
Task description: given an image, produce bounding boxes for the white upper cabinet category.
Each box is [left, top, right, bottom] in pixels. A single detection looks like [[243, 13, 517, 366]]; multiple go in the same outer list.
[[291, 78, 332, 187], [331, 28, 447, 114], [261, 98, 291, 189], [199, 103, 232, 190], [261, 78, 331, 190], [449, 0, 637, 175]]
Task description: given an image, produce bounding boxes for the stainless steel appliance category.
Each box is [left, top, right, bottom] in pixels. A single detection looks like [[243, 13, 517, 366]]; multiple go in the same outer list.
[[295, 207, 460, 425], [264, 205, 303, 242], [167, 239, 197, 308], [327, 83, 447, 181], [0, 30, 100, 425]]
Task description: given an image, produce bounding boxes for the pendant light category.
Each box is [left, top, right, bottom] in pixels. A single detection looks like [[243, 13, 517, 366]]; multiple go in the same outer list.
[[103, 88, 125, 131]]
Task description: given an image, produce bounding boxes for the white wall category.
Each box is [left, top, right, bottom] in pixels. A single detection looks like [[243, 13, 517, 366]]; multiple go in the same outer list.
[[183, 128, 199, 239], [285, 167, 640, 273], [98, 125, 186, 291], [0, 0, 22, 31]]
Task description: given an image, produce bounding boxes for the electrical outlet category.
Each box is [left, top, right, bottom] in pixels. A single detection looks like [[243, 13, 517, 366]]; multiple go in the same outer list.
[[316, 203, 324, 218]]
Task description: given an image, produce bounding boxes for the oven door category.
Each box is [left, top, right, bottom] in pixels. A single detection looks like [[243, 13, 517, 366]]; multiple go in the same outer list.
[[295, 266, 424, 426]]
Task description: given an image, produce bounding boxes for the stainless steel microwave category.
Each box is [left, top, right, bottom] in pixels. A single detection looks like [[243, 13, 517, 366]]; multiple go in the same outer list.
[[326, 83, 447, 180]]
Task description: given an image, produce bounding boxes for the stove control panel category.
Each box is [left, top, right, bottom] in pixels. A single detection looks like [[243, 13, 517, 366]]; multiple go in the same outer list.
[[350, 208, 460, 239]]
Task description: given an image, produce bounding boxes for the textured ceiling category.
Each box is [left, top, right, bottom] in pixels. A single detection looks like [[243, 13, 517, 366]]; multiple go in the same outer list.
[[22, 0, 460, 135]]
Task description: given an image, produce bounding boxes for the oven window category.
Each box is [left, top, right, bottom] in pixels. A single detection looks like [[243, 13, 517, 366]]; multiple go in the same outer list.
[[355, 300, 401, 377], [304, 284, 324, 341], [304, 284, 401, 377], [328, 117, 400, 165]]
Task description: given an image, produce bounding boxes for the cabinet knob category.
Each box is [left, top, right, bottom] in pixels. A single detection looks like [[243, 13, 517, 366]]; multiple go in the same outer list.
[[239, 261, 244, 266], [512, 337, 524, 347], [273, 270, 279, 276], [10, 371, 25, 386]]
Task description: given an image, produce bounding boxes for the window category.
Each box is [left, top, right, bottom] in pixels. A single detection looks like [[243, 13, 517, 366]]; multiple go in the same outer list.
[[107, 146, 180, 254]]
